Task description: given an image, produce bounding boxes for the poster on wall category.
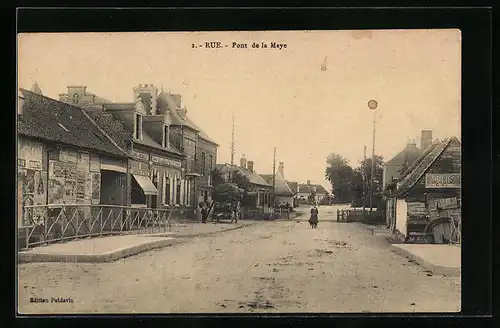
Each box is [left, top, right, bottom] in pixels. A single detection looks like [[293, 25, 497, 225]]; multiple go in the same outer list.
[[33, 171, 46, 216], [64, 179, 76, 203], [77, 153, 90, 171], [76, 170, 86, 202], [48, 175, 65, 204], [91, 173, 101, 205], [51, 161, 65, 178], [90, 154, 100, 172], [60, 150, 78, 163], [64, 162, 77, 180], [85, 173, 92, 201]]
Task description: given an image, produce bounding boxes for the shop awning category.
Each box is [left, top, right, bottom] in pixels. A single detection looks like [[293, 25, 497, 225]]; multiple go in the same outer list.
[[132, 174, 159, 195]]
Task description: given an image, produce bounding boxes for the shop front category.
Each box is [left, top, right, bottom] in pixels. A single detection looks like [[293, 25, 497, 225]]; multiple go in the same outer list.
[[129, 149, 158, 208]]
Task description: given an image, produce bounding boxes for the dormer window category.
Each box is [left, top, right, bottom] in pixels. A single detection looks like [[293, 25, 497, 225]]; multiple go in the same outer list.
[[163, 125, 169, 148], [134, 113, 143, 140]]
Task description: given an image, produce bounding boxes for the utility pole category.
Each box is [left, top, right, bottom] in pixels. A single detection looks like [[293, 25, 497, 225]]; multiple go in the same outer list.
[[272, 147, 276, 207], [362, 145, 366, 212], [230, 111, 235, 182], [369, 106, 377, 212]]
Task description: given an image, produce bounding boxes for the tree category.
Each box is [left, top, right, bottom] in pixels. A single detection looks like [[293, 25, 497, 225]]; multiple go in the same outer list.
[[324, 153, 354, 203], [358, 155, 384, 194]]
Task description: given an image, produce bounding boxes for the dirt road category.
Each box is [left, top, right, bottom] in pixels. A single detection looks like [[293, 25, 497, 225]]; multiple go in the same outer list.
[[18, 216, 460, 314]]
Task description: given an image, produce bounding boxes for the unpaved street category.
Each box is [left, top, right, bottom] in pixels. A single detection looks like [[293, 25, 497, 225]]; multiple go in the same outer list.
[[18, 211, 461, 313]]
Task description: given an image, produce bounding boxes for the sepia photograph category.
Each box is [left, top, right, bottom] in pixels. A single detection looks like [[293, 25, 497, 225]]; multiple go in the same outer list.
[[17, 29, 462, 314]]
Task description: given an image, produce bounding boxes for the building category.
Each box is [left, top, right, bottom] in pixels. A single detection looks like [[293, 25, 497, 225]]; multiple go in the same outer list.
[[215, 155, 273, 210], [262, 162, 295, 206], [285, 181, 299, 207], [59, 84, 187, 210], [17, 88, 129, 237], [382, 130, 433, 191], [297, 181, 330, 204], [59, 84, 218, 211], [385, 137, 461, 244], [156, 90, 219, 206]]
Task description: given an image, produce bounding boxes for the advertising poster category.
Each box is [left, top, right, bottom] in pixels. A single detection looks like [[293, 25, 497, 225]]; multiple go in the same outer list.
[[91, 173, 101, 204], [51, 161, 65, 178], [76, 170, 86, 202], [48, 176, 65, 204], [85, 173, 92, 201], [78, 153, 90, 171], [64, 179, 76, 203], [90, 154, 100, 172]]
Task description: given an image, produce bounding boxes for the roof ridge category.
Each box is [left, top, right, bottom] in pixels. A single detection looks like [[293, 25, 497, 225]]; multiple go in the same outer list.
[[395, 139, 452, 197], [79, 107, 129, 156]]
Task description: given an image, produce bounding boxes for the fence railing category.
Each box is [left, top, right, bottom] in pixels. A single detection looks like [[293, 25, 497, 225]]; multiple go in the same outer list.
[[337, 208, 382, 223], [19, 204, 191, 249]]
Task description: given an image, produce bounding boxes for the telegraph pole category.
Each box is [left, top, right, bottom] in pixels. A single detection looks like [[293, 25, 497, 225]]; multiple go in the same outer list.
[[230, 111, 235, 182], [368, 100, 378, 212], [362, 145, 367, 212], [272, 147, 276, 207]]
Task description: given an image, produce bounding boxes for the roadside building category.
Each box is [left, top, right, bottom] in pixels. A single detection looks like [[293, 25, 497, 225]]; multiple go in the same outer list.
[[297, 180, 330, 204], [17, 88, 129, 243], [285, 181, 299, 207], [262, 162, 295, 206], [385, 137, 461, 244], [215, 155, 273, 213], [382, 130, 433, 191], [59, 84, 218, 211], [156, 91, 218, 206]]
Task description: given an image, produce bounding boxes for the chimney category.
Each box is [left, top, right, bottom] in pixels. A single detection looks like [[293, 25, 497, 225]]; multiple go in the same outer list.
[[18, 90, 25, 115], [247, 161, 254, 173], [171, 94, 182, 108], [278, 162, 284, 178], [240, 154, 247, 169], [307, 180, 311, 185], [421, 130, 433, 150], [407, 138, 417, 148]]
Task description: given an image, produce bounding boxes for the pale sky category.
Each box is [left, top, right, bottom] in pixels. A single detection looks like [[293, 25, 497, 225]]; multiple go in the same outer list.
[[17, 30, 461, 190]]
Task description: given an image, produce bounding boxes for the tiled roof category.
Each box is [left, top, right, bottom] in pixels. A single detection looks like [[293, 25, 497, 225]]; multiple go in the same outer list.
[[216, 164, 271, 187], [157, 92, 218, 146], [394, 137, 460, 197], [108, 109, 184, 157], [18, 89, 127, 158], [134, 133, 184, 157], [80, 105, 132, 151], [298, 183, 329, 195], [261, 173, 294, 196], [385, 144, 422, 167], [286, 181, 298, 194]]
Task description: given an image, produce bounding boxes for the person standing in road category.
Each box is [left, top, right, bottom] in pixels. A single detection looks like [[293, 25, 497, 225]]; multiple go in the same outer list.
[[201, 203, 209, 223], [309, 204, 319, 229]]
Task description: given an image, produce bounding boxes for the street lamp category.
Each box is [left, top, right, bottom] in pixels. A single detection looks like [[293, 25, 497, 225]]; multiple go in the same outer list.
[[368, 100, 378, 213]]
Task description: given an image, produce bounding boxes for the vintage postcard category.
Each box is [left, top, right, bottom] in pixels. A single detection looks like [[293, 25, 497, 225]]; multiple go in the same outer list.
[[17, 30, 461, 314]]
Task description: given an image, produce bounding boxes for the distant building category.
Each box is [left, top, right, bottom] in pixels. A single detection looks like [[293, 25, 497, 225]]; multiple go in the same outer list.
[[262, 162, 295, 206], [214, 155, 273, 211], [297, 181, 330, 204]]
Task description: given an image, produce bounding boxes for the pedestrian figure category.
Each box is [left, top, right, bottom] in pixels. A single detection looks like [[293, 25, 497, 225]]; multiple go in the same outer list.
[[309, 205, 319, 229], [201, 203, 209, 223]]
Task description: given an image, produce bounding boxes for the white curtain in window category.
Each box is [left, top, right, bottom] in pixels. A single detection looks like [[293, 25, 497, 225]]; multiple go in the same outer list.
[[170, 176, 175, 205], [180, 178, 185, 205]]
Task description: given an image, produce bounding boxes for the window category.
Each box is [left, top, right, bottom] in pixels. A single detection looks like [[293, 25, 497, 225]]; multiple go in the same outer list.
[[209, 154, 213, 174], [134, 113, 143, 140], [201, 152, 206, 176], [176, 178, 181, 205], [163, 174, 171, 205], [163, 125, 169, 148]]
